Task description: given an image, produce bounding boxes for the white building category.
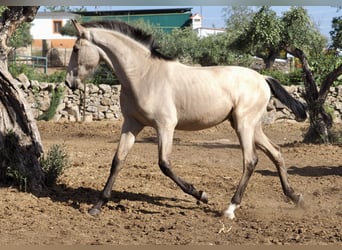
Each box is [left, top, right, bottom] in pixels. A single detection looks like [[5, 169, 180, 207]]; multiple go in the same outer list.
[[191, 13, 225, 37], [30, 12, 78, 50]]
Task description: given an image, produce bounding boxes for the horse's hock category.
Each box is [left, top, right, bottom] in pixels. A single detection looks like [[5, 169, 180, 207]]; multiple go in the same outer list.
[[15, 73, 342, 123]]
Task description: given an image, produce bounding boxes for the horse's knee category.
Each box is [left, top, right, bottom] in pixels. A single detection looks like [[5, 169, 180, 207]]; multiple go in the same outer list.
[[245, 155, 258, 173]]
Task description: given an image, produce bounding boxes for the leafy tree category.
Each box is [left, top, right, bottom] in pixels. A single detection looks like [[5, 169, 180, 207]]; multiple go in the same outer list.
[[280, 7, 341, 143], [8, 22, 33, 48], [281, 7, 326, 57], [228, 6, 341, 143], [196, 33, 251, 66], [60, 20, 77, 36], [229, 6, 283, 69], [159, 26, 201, 64], [230, 7, 326, 69], [330, 16, 342, 50], [223, 6, 256, 39]]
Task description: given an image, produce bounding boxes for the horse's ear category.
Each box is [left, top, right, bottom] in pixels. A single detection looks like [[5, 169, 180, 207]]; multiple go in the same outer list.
[[71, 19, 85, 37]]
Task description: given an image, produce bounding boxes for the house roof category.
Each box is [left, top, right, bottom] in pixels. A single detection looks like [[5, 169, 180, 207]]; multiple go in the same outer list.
[[191, 13, 203, 19], [36, 12, 78, 19], [72, 8, 192, 16]]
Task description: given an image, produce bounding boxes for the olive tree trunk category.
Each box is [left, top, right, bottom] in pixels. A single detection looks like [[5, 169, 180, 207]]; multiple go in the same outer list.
[[0, 6, 45, 192], [289, 48, 342, 143]]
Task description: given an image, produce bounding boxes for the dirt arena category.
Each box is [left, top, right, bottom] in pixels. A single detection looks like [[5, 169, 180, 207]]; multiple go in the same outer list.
[[0, 120, 341, 245]]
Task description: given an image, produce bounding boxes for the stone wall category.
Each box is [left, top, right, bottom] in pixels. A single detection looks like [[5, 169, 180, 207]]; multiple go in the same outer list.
[[16, 73, 342, 124], [265, 85, 342, 124]]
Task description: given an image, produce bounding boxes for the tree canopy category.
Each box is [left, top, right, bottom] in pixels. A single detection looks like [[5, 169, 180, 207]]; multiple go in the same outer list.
[[228, 6, 327, 69], [330, 16, 342, 50]]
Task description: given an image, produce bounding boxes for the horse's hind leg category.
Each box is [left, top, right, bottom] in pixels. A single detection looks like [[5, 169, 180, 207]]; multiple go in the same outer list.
[[254, 124, 303, 206], [224, 122, 259, 219], [89, 120, 143, 216], [157, 126, 208, 203]]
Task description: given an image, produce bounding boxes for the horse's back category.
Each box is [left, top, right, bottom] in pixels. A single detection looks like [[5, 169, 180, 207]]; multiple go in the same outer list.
[[169, 64, 270, 130]]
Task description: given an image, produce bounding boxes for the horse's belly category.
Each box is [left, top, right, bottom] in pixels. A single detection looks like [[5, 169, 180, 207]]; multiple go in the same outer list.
[[175, 106, 232, 131], [176, 120, 226, 131]]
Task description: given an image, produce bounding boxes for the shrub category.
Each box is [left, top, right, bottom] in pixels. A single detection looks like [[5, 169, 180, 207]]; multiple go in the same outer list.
[[1, 133, 69, 190], [9, 63, 66, 83], [88, 63, 119, 85], [37, 85, 65, 121], [288, 70, 303, 85], [260, 69, 303, 86], [40, 144, 69, 187]]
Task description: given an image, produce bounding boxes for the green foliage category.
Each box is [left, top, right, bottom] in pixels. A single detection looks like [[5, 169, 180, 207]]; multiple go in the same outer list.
[[224, 6, 256, 39], [0, 130, 28, 192], [330, 16, 342, 50], [159, 26, 201, 64], [37, 85, 65, 121], [229, 6, 327, 69], [282, 7, 327, 57], [9, 63, 66, 83], [249, 7, 283, 55], [230, 7, 283, 59], [8, 22, 33, 48], [310, 53, 342, 86], [60, 19, 80, 37], [88, 63, 119, 85], [0, 6, 8, 13], [288, 70, 305, 85], [260, 69, 303, 86], [148, 24, 251, 67], [260, 69, 291, 85], [45, 70, 67, 83], [197, 33, 251, 66], [40, 144, 69, 187]]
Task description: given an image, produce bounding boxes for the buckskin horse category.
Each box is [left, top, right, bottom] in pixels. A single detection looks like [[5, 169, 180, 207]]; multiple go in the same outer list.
[[65, 20, 306, 219]]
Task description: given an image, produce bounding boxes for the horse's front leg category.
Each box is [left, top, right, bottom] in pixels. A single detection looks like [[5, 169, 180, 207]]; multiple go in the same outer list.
[[89, 120, 143, 216], [157, 125, 208, 203]]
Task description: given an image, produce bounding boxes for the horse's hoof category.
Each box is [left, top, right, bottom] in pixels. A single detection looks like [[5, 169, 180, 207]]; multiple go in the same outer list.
[[88, 207, 101, 216], [224, 203, 240, 220], [199, 191, 208, 203], [296, 194, 304, 209], [224, 210, 235, 220]]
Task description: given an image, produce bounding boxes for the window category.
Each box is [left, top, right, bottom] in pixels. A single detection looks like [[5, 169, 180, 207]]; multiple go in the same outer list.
[[53, 20, 62, 33]]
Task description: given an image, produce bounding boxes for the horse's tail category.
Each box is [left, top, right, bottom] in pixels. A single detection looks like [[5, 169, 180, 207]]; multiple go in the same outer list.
[[264, 76, 307, 122]]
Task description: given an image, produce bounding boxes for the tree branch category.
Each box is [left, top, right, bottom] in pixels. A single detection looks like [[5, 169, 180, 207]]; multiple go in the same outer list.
[[289, 48, 319, 103], [318, 63, 342, 104]]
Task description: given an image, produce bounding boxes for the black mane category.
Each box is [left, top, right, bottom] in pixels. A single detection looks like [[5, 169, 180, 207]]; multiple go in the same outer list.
[[82, 20, 175, 61]]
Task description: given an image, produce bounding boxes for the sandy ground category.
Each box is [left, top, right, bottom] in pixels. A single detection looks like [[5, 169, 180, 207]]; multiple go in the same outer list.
[[0, 120, 341, 245]]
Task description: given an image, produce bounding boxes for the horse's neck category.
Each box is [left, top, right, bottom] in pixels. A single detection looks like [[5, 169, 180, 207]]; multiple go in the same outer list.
[[92, 29, 152, 92]]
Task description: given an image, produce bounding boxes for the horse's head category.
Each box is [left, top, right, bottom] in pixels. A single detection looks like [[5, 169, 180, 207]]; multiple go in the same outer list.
[[65, 20, 101, 90]]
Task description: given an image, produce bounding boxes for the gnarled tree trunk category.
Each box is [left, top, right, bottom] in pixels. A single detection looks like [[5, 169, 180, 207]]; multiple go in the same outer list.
[[0, 6, 44, 192], [288, 48, 342, 143]]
